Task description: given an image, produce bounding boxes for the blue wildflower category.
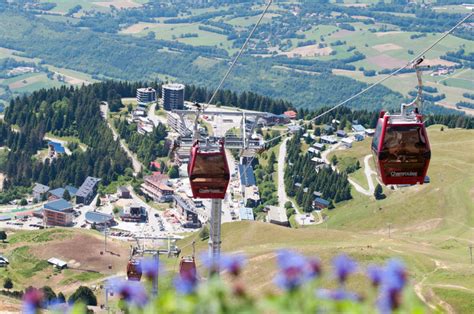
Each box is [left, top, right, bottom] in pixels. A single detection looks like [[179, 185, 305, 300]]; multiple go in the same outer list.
[[316, 288, 360, 302], [107, 278, 148, 307], [274, 250, 310, 291], [140, 257, 161, 281], [332, 254, 357, 284], [220, 254, 246, 277], [200, 252, 221, 275], [377, 259, 408, 313], [174, 267, 198, 295], [306, 257, 322, 279], [366, 264, 384, 288]]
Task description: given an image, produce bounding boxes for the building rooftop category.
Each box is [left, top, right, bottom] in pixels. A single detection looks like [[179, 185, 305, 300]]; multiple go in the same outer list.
[[137, 87, 156, 93], [267, 206, 288, 223], [33, 183, 50, 194], [48, 258, 67, 268], [163, 83, 185, 91], [238, 164, 256, 187], [85, 211, 114, 224], [76, 177, 101, 198], [239, 207, 254, 221], [118, 186, 129, 193], [48, 141, 66, 154], [44, 199, 73, 212], [314, 197, 330, 207], [313, 143, 325, 148], [352, 124, 366, 132]]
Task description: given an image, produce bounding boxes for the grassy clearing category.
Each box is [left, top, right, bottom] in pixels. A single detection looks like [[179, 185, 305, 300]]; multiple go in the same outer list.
[[8, 229, 72, 244], [59, 270, 103, 285]]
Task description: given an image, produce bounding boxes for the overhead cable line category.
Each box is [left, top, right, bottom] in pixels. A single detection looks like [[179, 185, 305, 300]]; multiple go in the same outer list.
[[264, 11, 473, 146], [207, 0, 273, 107]]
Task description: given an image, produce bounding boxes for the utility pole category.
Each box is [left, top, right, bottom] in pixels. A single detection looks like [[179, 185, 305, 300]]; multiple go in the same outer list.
[[209, 199, 222, 275], [104, 224, 108, 253], [469, 244, 473, 265]]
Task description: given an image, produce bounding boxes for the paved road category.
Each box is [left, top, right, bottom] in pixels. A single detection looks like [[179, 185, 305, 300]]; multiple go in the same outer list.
[[347, 155, 376, 197], [100, 103, 142, 175], [277, 138, 300, 214], [148, 102, 167, 127]]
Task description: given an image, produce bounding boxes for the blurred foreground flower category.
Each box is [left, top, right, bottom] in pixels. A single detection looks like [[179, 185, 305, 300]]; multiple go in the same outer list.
[[22, 288, 44, 314], [316, 288, 360, 302], [367, 264, 384, 288], [140, 257, 161, 281], [174, 264, 198, 295], [377, 259, 408, 313], [332, 254, 357, 284], [107, 278, 148, 307], [274, 250, 314, 291], [220, 254, 246, 277]]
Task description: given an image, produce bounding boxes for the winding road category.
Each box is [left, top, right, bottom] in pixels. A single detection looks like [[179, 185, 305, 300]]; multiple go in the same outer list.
[[347, 154, 377, 197], [100, 103, 142, 175]]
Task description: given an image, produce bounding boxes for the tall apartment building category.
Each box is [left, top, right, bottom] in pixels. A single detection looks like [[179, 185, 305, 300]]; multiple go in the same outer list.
[[76, 176, 101, 205], [136, 87, 157, 105], [162, 83, 185, 111], [43, 199, 74, 227]]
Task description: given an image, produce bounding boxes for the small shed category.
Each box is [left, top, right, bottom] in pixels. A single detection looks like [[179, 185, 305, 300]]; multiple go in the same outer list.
[[117, 186, 131, 199], [352, 124, 366, 133], [0, 255, 9, 267], [336, 130, 347, 138], [239, 207, 254, 221], [355, 134, 364, 142], [341, 138, 354, 148], [365, 129, 375, 137], [48, 257, 67, 269], [313, 143, 325, 151]]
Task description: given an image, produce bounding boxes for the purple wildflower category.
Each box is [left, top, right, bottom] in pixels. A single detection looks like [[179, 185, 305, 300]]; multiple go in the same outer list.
[[316, 288, 360, 302], [377, 259, 408, 313], [366, 264, 384, 288], [332, 254, 357, 284], [274, 250, 310, 291], [306, 257, 322, 279], [22, 288, 44, 314], [220, 254, 246, 277], [200, 252, 221, 275], [140, 257, 161, 281], [107, 278, 148, 307], [174, 269, 198, 295]]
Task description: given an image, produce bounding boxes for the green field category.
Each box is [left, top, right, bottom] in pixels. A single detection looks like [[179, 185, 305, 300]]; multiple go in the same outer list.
[[177, 126, 474, 312]]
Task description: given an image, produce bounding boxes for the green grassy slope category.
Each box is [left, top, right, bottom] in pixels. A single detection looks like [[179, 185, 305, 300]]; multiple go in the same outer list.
[[179, 126, 474, 313]]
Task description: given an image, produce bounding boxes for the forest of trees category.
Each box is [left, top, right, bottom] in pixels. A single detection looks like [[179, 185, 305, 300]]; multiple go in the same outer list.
[[284, 131, 351, 212], [0, 83, 133, 202]]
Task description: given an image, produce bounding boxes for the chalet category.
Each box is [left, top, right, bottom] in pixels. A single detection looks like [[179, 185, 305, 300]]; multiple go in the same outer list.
[[141, 173, 174, 202], [120, 204, 148, 222], [352, 124, 366, 133], [33, 183, 50, 201], [149, 161, 161, 173], [261, 113, 289, 126], [313, 197, 330, 210], [313, 143, 325, 151], [117, 186, 131, 199], [311, 157, 325, 164], [320, 136, 337, 144], [307, 147, 318, 154], [283, 110, 297, 119], [341, 138, 354, 148], [43, 199, 74, 227], [336, 130, 347, 138], [76, 177, 100, 205]]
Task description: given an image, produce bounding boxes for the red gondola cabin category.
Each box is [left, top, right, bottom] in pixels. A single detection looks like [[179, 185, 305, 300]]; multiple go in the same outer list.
[[179, 256, 197, 279], [372, 110, 431, 185], [188, 141, 230, 199], [127, 259, 142, 281]]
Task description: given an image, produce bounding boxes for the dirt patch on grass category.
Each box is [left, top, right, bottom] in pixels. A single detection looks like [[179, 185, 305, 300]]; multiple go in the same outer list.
[[332, 29, 353, 39], [422, 58, 458, 67], [375, 31, 404, 37], [281, 45, 333, 58], [8, 75, 42, 89], [30, 232, 129, 274], [367, 54, 405, 68], [93, 0, 142, 9], [120, 22, 153, 34], [372, 43, 403, 52]]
